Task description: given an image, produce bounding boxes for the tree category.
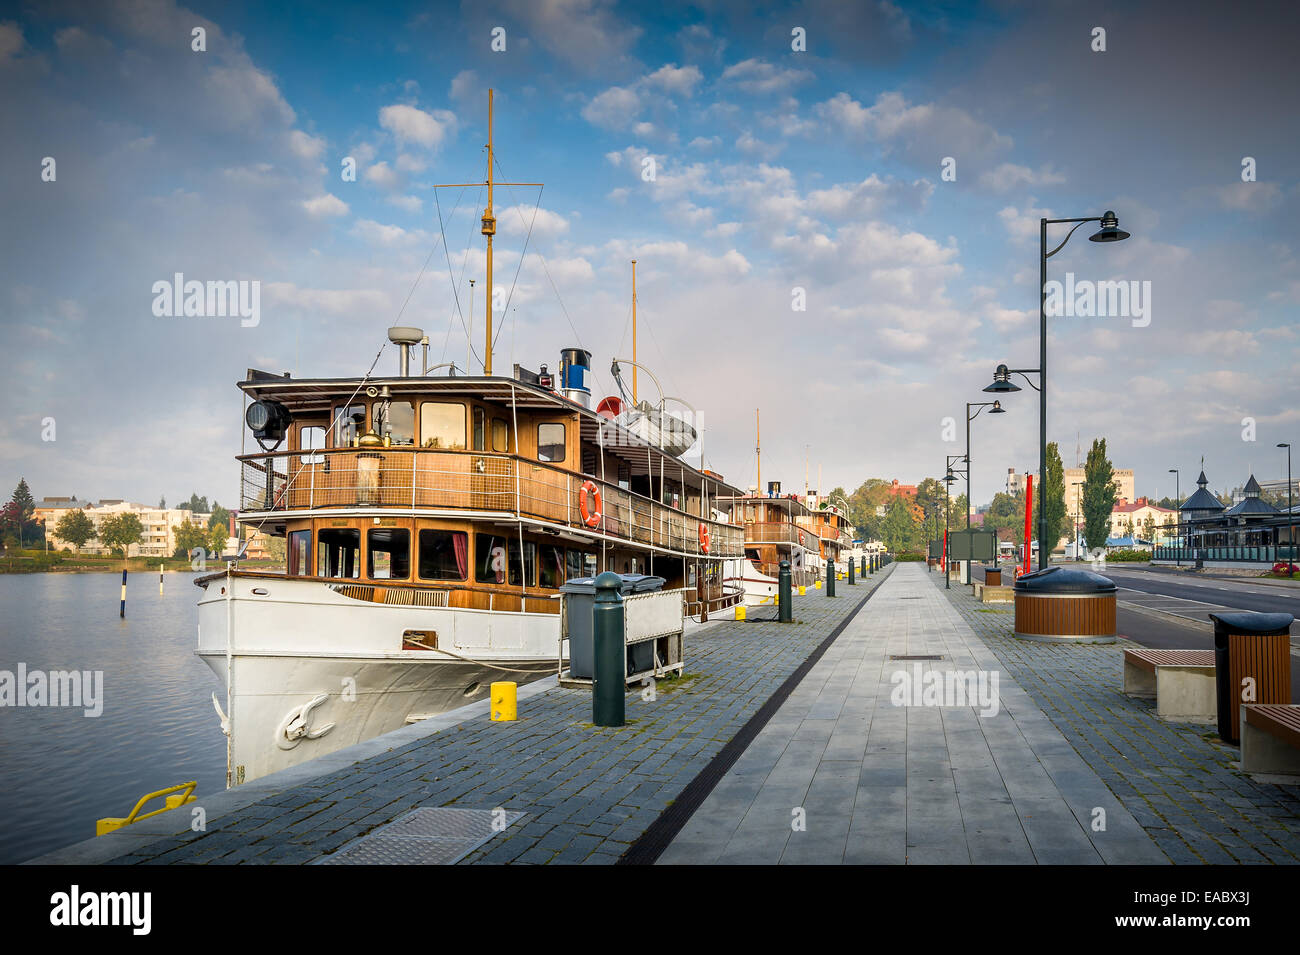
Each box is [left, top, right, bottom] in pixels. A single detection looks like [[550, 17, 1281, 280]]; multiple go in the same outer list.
[[1082, 438, 1120, 550], [1042, 442, 1070, 551], [173, 518, 209, 559], [208, 503, 231, 532], [178, 493, 209, 513], [11, 479, 35, 521], [54, 509, 95, 553], [1142, 515, 1157, 542], [880, 497, 916, 553], [98, 512, 144, 558], [208, 523, 229, 557], [159, 496, 166, 509]]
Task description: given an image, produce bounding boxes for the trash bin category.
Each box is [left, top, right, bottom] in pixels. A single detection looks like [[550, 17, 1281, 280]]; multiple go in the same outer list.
[[561, 574, 666, 679], [984, 566, 1002, 586], [1210, 611, 1294, 743], [1013, 566, 1116, 643]]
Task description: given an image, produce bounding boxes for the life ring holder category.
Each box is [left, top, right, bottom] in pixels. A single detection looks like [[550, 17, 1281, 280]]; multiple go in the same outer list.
[[579, 480, 603, 527]]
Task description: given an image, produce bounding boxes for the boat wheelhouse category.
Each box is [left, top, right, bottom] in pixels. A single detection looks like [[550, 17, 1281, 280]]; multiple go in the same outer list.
[[721, 492, 819, 603]]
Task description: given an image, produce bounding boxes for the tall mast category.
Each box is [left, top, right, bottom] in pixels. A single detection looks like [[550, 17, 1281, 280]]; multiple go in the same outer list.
[[756, 408, 761, 493], [481, 89, 497, 376], [626, 259, 631, 402]]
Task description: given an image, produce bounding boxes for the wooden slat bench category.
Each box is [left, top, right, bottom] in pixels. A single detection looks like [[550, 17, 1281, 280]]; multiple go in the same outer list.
[[1241, 705, 1300, 776], [1123, 649, 1217, 723]]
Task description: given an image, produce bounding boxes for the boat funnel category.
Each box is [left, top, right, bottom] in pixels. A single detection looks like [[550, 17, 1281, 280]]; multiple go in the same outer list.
[[559, 347, 592, 407]]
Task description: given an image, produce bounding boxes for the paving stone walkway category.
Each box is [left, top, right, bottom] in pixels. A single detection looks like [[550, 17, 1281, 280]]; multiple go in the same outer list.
[[659, 562, 1166, 864], [941, 573, 1300, 864], [70, 571, 889, 865]]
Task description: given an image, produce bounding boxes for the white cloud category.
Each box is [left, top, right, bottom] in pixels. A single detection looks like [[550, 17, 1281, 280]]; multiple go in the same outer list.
[[496, 204, 570, 239], [378, 103, 456, 149], [264, 282, 390, 315], [818, 91, 1013, 164], [0, 21, 24, 63], [364, 161, 401, 189], [350, 219, 426, 246], [720, 58, 813, 94], [287, 129, 325, 161], [641, 63, 703, 97], [386, 194, 423, 213], [302, 194, 349, 218], [978, 162, 1065, 193], [997, 200, 1052, 241], [582, 86, 641, 130]]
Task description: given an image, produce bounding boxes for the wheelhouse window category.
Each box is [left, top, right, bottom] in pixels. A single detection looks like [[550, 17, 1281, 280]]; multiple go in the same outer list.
[[334, 404, 366, 448], [509, 539, 536, 586], [298, 425, 326, 465], [472, 407, 486, 451], [317, 528, 360, 578], [538, 423, 565, 463], [366, 528, 410, 580], [289, 530, 312, 575], [420, 402, 466, 449], [491, 418, 509, 452], [540, 544, 565, 588], [567, 549, 596, 580], [418, 529, 468, 580], [383, 401, 415, 446]]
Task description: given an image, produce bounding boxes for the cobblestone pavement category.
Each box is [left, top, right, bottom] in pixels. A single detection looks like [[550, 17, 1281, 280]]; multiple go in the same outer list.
[[937, 573, 1300, 864], [660, 563, 1164, 864], [95, 571, 889, 865]]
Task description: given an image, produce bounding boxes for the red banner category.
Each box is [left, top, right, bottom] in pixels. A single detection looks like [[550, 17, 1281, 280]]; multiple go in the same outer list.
[[1023, 473, 1034, 575]]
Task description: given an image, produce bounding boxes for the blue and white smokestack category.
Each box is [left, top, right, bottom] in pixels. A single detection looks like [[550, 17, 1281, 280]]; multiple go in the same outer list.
[[559, 347, 592, 407]]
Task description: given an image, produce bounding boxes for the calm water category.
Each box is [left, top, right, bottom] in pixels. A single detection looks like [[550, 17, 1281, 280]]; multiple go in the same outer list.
[[0, 572, 225, 863]]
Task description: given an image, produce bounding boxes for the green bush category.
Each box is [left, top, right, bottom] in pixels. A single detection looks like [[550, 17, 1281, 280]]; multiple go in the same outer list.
[[1104, 549, 1150, 562], [894, 552, 925, 561]]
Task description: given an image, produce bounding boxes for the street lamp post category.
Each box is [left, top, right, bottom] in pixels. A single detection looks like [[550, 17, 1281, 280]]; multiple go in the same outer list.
[[1279, 443, 1293, 576], [1168, 468, 1180, 567], [985, 211, 1130, 572], [944, 454, 965, 591], [964, 400, 1006, 586]]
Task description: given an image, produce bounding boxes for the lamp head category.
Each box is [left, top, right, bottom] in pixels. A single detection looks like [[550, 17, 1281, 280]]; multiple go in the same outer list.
[[989, 400, 1005, 414], [1089, 210, 1130, 243], [983, 363, 1020, 393]]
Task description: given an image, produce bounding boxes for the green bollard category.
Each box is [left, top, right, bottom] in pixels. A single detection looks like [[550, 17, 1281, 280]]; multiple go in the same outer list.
[[778, 559, 792, 623], [848, 558, 856, 585], [592, 571, 625, 727], [827, 559, 836, 597]]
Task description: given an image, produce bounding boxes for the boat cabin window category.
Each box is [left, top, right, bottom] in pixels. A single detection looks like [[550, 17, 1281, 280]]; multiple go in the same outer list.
[[617, 463, 630, 491], [539, 544, 565, 588], [317, 528, 361, 578], [383, 401, 415, 447], [289, 530, 312, 575], [334, 404, 366, 448], [366, 528, 410, 580], [537, 423, 565, 463], [491, 417, 509, 453], [566, 549, 596, 580], [472, 407, 486, 451], [474, 534, 534, 586], [418, 529, 468, 580], [420, 402, 466, 450], [298, 425, 326, 465]]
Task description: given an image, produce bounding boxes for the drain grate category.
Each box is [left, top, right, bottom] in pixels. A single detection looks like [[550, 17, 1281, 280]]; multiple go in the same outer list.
[[899, 596, 922, 600], [889, 654, 945, 661], [314, 807, 525, 865]]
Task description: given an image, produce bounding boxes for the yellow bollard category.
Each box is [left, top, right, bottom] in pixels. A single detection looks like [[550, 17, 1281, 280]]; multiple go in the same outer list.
[[814, 580, 822, 590], [491, 681, 517, 721], [799, 585, 806, 596], [735, 604, 747, 621]]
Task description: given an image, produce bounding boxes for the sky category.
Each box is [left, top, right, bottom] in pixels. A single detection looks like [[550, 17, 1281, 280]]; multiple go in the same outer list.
[[3, 0, 1299, 512]]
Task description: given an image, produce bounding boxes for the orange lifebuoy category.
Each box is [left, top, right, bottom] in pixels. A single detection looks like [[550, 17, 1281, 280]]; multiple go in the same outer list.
[[699, 522, 710, 554], [579, 480, 602, 527]]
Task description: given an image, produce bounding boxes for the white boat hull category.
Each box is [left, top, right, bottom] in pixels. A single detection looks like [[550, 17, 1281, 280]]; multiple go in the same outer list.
[[197, 574, 558, 785]]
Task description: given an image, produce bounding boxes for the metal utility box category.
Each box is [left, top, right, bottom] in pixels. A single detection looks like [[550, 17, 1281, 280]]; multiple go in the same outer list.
[[559, 575, 684, 686]]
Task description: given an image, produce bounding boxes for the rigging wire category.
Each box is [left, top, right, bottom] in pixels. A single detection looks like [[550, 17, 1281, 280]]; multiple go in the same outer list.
[[435, 184, 484, 369]]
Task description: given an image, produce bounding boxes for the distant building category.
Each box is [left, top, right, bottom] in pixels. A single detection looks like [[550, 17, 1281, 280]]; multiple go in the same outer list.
[[45, 501, 213, 558], [886, 479, 918, 499], [1109, 497, 1177, 542], [32, 496, 94, 529]]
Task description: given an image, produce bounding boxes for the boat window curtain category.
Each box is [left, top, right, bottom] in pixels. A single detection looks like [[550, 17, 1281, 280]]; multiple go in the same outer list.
[[453, 531, 468, 580]]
